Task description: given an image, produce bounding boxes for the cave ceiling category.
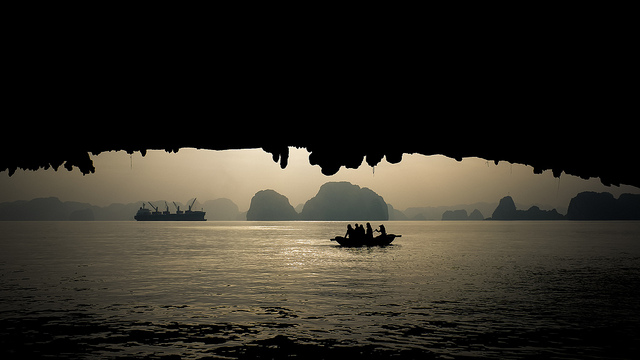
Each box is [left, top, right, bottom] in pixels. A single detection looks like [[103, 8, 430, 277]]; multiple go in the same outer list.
[[2, 126, 638, 189], [4, 18, 637, 189]]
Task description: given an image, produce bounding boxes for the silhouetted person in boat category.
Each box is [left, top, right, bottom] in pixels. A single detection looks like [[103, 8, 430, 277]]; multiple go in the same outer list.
[[357, 224, 365, 238], [366, 222, 373, 240], [374, 224, 386, 236], [345, 224, 355, 238]]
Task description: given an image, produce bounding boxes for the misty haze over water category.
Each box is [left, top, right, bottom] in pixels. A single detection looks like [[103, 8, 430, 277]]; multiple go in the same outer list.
[[1, 221, 639, 359]]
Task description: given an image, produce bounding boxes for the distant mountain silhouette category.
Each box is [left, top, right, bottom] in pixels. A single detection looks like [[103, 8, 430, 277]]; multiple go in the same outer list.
[[203, 198, 241, 220], [388, 204, 408, 220], [469, 209, 484, 220], [6, 191, 639, 222], [489, 196, 564, 220], [246, 190, 298, 221], [491, 196, 518, 220], [0, 197, 95, 221], [0, 197, 243, 221], [442, 209, 469, 220], [403, 202, 496, 221], [69, 208, 95, 221], [300, 182, 388, 221], [566, 192, 640, 220], [94, 202, 145, 220], [442, 209, 485, 220]]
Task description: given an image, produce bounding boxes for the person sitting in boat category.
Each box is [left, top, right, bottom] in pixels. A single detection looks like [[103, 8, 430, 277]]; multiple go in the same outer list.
[[366, 223, 374, 240], [374, 224, 386, 237], [345, 224, 355, 238], [357, 224, 366, 238]]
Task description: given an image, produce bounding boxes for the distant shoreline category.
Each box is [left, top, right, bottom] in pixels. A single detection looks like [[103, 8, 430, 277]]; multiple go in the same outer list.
[[1, 191, 638, 222]]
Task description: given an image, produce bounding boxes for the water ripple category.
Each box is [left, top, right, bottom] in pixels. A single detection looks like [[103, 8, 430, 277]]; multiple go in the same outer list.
[[1, 221, 639, 359]]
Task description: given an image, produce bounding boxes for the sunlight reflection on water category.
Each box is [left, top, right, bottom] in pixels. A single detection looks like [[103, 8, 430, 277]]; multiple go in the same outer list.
[[1, 221, 639, 359]]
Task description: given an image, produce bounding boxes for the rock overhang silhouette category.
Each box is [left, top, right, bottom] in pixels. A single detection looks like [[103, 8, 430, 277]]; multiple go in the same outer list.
[[2, 129, 638, 189]]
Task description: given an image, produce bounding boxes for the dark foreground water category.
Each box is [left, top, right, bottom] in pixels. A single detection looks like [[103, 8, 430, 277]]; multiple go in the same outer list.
[[1, 221, 639, 359]]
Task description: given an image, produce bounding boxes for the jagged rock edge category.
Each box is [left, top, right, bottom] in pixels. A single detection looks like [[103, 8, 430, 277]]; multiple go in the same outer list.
[[2, 143, 638, 189]]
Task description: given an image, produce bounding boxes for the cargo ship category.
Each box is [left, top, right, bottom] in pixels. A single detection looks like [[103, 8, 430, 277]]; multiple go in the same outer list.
[[134, 198, 206, 221]]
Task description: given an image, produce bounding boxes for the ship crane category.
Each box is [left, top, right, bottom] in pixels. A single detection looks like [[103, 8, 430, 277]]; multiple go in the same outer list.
[[147, 202, 160, 214], [187, 198, 197, 212], [173, 202, 183, 214], [135, 198, 206, 221]]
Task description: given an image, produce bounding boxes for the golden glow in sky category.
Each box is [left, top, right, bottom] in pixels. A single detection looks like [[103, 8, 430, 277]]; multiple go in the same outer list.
[[1, 147, 638, 213]]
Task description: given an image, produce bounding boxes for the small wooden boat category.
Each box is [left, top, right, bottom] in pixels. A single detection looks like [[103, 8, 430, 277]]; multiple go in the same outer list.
[[330, 234, 401, 247]]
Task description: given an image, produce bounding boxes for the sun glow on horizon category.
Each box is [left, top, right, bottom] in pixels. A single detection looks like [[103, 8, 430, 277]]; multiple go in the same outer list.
[[1, 147, 638, 215]]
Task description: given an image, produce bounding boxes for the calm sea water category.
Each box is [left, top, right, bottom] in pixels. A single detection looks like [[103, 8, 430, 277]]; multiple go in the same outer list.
[[1, 221, 639, 359]]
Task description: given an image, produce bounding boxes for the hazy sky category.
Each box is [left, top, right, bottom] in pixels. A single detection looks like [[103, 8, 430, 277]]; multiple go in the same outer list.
[[1, 147, 638, 212]]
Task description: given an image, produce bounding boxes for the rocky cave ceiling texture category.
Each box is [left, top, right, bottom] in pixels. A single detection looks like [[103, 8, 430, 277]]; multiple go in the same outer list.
[[4, 17, 637, 189], [2, 127, 638, 189]]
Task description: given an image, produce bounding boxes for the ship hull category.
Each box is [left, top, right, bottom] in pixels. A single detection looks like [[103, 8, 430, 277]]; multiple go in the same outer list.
[[134, 212, 206, 221]]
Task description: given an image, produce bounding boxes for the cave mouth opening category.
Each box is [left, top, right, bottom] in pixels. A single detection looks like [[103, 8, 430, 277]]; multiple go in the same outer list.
[[2, 137, 639, 191], [2, 146, 640, 221]]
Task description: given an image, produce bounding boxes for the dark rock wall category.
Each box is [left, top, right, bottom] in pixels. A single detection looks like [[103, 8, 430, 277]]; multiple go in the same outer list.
[[3, 129, 638, 189], [300, 182, 388, 221], [246, 190, 298, 221]]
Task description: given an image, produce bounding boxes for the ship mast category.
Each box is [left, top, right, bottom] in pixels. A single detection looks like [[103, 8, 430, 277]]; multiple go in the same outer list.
[[173, 202, 183, 214], [147, 202, 160, 214], [188, 198, 197, 212]]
